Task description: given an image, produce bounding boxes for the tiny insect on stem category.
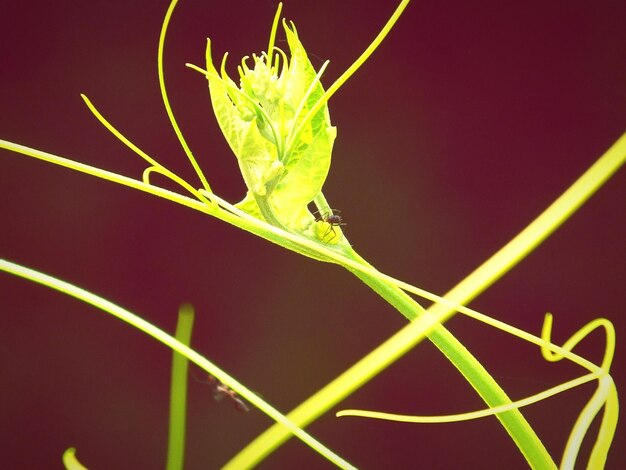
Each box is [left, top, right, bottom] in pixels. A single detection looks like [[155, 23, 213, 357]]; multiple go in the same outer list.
[[197, 374, 251, 413], [313, 209, 347, 242]]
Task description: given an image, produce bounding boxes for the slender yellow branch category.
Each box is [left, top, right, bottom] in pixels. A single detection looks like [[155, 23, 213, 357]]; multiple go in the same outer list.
[[0, 258, 355, 470], [337, 372, 600, 423]]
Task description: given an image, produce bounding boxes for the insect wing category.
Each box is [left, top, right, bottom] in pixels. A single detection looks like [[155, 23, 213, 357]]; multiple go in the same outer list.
[[232, 396, 251, 413], [212, 389, 227, 402]]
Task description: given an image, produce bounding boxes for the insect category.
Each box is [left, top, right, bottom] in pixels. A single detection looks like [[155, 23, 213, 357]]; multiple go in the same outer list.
[[203, 375, 250, 413], [313, 209, 347, 242]]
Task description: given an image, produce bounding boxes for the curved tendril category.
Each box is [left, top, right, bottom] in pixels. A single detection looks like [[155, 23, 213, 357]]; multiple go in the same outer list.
[[272, 47, 289, 76], [142, 166, 212, 206], [338, 311, 617, 469], [83, 94, 210, 206], [158, 0, 212, 193], [288, 0, 411, 155], [143, 166, 162, 184], [585, 382, 618, 469], [337, 372, 600, 423], [240, 55, 252, 75], [81, 94, 201, 202], [561, 375, 616, 470], [266, 2, 283, 59], [62, 448, 88, 470], [541, 314, 615, 371], [81, 94, 161, 169], [540, 314, 618, 469], [338, 309, 617, 469]]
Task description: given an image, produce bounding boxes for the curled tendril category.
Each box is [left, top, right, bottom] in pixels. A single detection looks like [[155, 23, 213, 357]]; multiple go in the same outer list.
[[62, 447, 88, 470], [541, 313, 615, 371], [337, 311, 617, 470]]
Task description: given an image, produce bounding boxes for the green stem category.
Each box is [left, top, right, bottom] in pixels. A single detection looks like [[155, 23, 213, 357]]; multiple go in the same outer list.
[[166, 304, 195, 470], [349, 265, 554, 469], [226, 132, 626, 468], [0, 258, 355, 469], [226, 257, 554, 469]]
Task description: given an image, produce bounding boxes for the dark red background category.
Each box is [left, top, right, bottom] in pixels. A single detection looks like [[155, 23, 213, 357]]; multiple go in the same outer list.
[[1, 1, 625, 468]]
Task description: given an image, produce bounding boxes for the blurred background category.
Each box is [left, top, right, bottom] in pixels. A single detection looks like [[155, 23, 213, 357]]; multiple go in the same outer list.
[[1, 1, 625, 468]]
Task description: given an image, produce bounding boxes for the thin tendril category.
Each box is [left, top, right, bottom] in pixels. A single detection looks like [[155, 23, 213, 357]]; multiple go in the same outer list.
[[158, 0, 212, 193], [266, 2, 283, 57]]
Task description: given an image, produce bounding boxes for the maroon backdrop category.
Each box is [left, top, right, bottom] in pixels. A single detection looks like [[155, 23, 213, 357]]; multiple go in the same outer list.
[[1, 1, 625, 468]]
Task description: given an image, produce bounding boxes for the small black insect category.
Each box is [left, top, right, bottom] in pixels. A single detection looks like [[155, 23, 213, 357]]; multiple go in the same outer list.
[[200, 374, 250, 412], [313, 209, 347, 242]]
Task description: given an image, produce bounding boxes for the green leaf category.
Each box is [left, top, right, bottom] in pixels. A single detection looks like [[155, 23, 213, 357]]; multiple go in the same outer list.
[[205, 46, 280, 197], [269, 23, 336, 230], [204, 18, 336, 232]]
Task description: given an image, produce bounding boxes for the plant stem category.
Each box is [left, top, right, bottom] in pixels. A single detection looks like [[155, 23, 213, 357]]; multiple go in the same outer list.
[[349, 266, 555, 469], [0, 258, 355, 469], [226, 132, 626, 468], [226, 259, 554, 469], [166, 304, 195, 470]]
